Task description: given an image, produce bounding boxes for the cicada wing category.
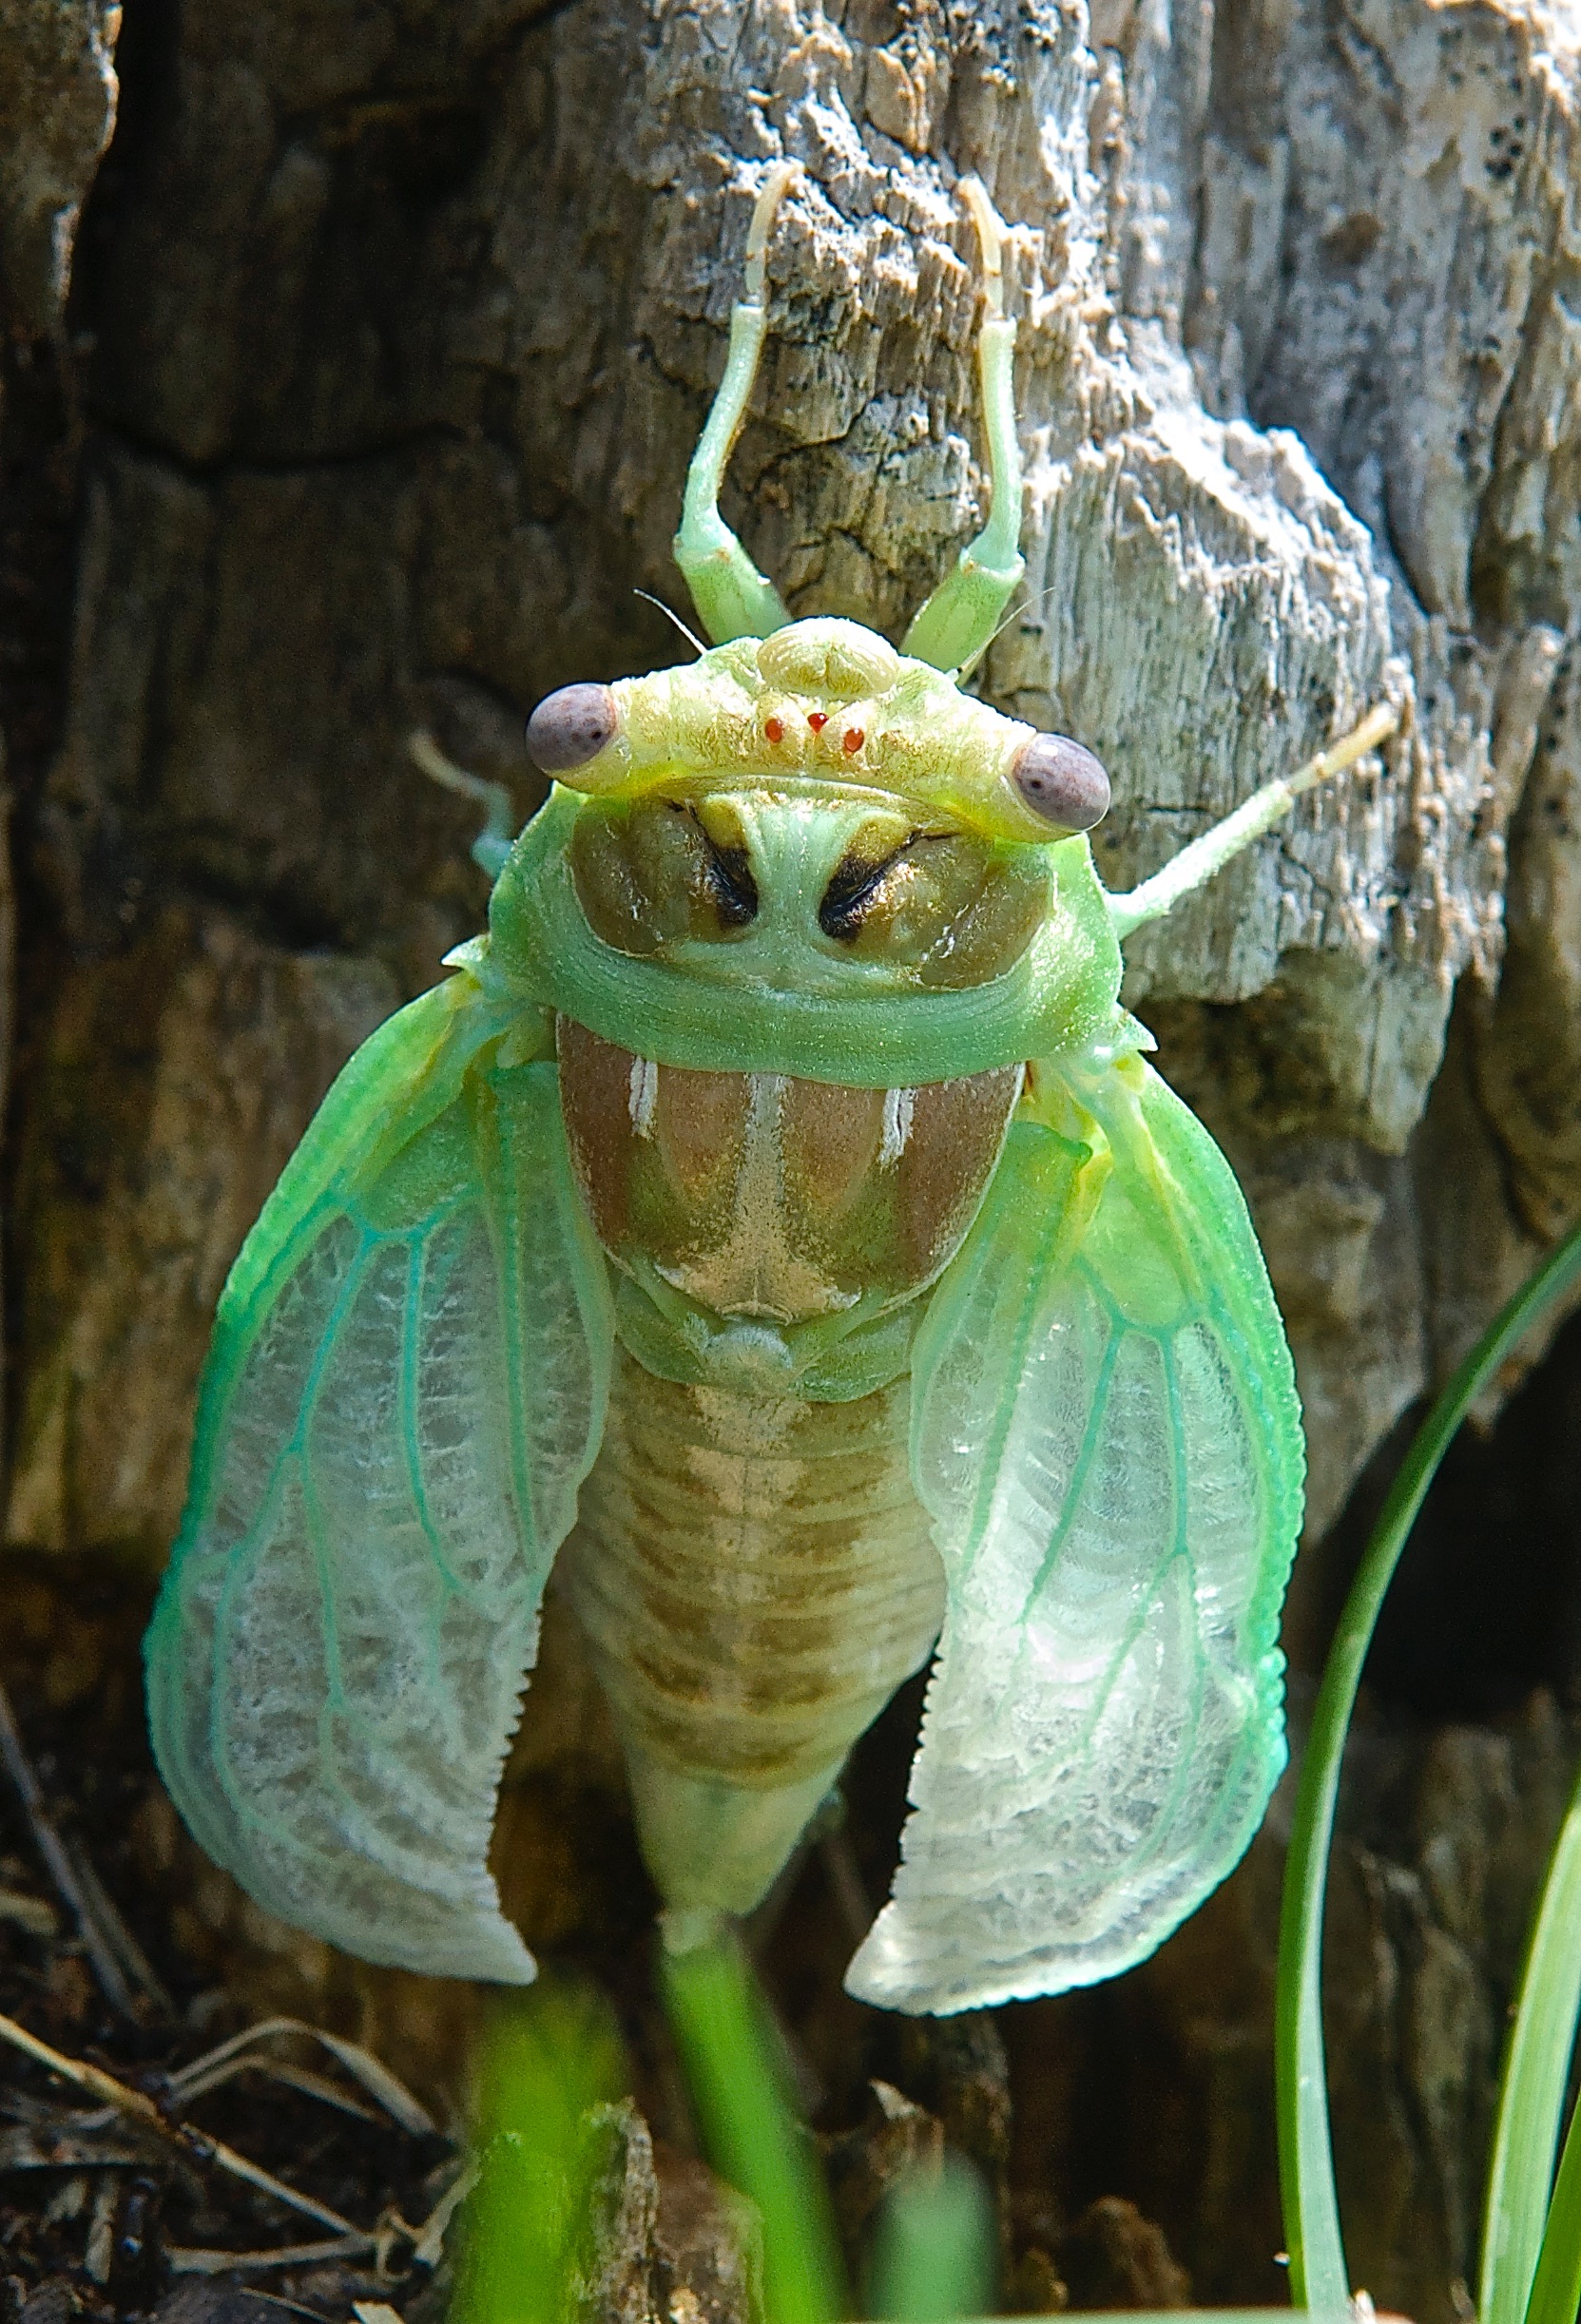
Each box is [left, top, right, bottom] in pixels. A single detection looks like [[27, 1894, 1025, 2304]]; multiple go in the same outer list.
[[848, 1049, 1303, 2014], [145, 979, 614, 1982]]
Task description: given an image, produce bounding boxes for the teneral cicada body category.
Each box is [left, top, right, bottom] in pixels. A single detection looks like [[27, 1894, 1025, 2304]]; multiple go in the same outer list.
[[555, 1025, 1022, 1923], [145, 168, 1397, 2012]]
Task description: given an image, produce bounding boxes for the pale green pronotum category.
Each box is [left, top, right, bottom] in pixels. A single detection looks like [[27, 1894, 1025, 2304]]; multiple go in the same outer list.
[[145, 163, 1397, 2018]]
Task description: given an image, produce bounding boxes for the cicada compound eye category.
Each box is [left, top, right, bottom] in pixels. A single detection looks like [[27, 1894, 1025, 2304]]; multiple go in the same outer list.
[[1012, 734, 1111, 832], [527, 682, 617, 775]]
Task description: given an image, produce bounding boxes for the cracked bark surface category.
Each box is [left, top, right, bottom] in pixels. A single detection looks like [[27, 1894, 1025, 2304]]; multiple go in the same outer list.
[[2, 0, 1580, 2314]]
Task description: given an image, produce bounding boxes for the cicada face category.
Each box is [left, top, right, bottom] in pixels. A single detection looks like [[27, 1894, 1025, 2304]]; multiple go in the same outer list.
[[488, 618, 1125, 1096]]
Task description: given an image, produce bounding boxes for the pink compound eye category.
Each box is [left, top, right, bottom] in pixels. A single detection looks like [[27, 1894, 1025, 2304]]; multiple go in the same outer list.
[[526, 682, 617, 773], [1011, 733, 1110, 830]]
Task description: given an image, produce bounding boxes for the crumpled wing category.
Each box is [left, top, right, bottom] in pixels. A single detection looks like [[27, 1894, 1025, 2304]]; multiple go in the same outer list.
[[145, 978, 613, 1982], [847, 1047, 1302, 2014]]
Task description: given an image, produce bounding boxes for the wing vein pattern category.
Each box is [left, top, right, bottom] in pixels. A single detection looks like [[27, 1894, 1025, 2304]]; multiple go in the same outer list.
[[848, 1047, 1303, 2014], [145, 981, 613, 1982]]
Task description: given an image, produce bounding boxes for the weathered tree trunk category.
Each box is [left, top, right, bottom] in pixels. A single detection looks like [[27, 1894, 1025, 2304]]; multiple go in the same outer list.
[[2, 0, 1579, 2314]]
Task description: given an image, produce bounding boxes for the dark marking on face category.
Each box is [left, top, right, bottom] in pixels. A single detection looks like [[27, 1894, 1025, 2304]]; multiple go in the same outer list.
[[814, 829, 1045, 985], [819, 837, 930, 941], [572, 791, 1047, 984], [692, 808, 760, 929]]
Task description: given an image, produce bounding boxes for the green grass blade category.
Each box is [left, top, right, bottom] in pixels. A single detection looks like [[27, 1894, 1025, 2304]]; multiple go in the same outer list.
[[1525, 2098, 1581, 2324], [450, 1980, 628, 2324], [868, 2152, 995, 2321], [662, 1933, 847, 2324], [1276, 1218, 1581, 2310], [1480, 1759, 1581, 2324]]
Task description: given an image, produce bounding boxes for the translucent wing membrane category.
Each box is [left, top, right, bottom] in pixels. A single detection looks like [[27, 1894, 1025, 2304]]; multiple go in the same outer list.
[[849, 1049, 1302, 2013], [145, 982, 613, 1982]]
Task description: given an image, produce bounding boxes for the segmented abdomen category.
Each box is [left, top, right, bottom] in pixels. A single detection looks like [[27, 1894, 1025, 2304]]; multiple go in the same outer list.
[[559, 1344, 943, 1910]]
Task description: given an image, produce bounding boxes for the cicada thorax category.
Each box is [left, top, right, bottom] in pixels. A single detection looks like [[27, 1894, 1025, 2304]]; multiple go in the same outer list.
[[550, 764, 1035, 1918], [555, 1019, 1022, 1324]]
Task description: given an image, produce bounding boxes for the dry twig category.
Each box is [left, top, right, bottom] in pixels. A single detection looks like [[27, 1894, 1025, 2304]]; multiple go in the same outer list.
[[163, 2016, 437, 2137], [165, 2236, 376, 2276], [0, 1679, 137, 2016], [0, 2008, 362, 2238], [64, 1832, 175, 2015]]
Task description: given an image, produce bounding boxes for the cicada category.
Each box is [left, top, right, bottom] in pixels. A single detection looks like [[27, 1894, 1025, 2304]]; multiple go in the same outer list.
[[145, 169, 1394, 2014]]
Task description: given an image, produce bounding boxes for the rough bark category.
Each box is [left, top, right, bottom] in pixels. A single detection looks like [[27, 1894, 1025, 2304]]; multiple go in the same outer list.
[[0, 0, 119, 336], [2, 0, 1580, 2314]]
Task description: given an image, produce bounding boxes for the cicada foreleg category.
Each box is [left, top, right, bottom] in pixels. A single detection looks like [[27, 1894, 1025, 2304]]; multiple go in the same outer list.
[[903, 178, 1028, 677], [409, 730, 518, 879], [672, 162, 799, 646]]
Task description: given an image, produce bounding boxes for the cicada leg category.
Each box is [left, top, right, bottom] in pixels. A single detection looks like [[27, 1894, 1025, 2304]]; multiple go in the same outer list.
[[408, 729, 517, 878], [672, 161, 798, 645], [1106, 699, 1401, 939], [902, 178, 1027, 677]]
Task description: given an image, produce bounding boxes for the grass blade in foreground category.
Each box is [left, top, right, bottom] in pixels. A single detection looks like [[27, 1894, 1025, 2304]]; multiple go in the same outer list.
[[867, 2151, 995, 2321], [663, 1932, 846, 2324], [1478, 1757, 1581, 2324], [1524, 2097, 1581, 2324], [1275, 1217, 1581, 2311], [451, 1980, 628, 2324]]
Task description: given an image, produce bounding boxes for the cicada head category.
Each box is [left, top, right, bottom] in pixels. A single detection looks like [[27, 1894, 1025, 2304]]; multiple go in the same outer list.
[[525, 614, 1109, 1004], [491, 610, 1122, 1086]]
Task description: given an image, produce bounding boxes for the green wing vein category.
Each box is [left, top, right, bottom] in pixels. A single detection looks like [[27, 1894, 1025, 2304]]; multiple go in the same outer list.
[[145, 986, 613, 1983], [849, 1048, 1302, 2014]]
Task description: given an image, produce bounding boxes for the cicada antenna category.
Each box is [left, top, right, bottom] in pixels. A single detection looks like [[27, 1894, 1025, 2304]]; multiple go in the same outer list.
[[633, 587, 707, 658], [1107, 701, 1401, 940], [966, 581, 1064, 671], [672, 161, 800, 648], [903, 175, 1027, 677]]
